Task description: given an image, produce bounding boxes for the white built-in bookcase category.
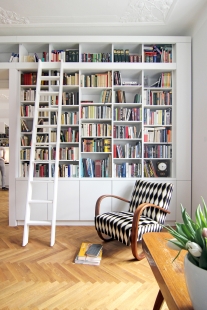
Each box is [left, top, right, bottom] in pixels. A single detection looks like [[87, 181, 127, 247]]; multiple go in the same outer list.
[[0, 36, 191, 226]]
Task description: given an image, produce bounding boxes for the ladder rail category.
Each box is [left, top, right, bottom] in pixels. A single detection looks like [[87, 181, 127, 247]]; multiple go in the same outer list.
[[22, 60, 43, 246], [50, 60, 64, 246], [22, 60, 63, 247]]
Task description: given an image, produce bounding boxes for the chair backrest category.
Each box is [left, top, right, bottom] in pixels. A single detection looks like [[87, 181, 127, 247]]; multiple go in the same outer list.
[[128, 179, 173, 223]]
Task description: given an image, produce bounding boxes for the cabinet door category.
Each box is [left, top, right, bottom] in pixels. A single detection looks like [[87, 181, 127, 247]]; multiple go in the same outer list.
[[112, 180, 135, 212], [80, 180, 112, 220], [15, 180, 48, 220], [48, 180, 79, 220]]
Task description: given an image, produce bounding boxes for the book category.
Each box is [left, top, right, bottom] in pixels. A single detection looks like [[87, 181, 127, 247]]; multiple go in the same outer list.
[[76, 242, 103, 263], [74, 256, 100, 265]]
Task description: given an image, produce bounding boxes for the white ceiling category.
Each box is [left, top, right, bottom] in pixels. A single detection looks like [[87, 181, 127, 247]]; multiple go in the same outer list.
[[0, 0, 207, 36]]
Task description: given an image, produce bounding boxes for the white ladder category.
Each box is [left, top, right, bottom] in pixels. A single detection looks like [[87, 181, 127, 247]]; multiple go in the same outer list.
[[22, 60, 64, 246]]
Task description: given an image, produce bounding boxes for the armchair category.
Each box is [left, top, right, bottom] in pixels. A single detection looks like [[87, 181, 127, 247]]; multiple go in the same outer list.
[[95, 179, 173, 260]]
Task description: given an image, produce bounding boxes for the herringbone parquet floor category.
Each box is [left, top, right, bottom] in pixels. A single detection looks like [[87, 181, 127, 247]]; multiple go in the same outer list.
[[0, 190, 168, 310]]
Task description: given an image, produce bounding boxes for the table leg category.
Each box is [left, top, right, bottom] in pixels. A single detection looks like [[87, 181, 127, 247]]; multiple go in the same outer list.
[[153, 289, 164, 310]]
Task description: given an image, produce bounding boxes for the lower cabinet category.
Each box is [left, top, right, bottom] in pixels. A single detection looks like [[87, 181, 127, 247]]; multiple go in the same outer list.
[[15, 178, 188, 224], [48, 179, 79, 221], [15, 180, 48, 220], [79, 180, 112, 220]]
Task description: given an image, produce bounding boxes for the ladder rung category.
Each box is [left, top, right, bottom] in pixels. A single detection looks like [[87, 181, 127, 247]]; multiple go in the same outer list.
[[41, 76, 60, 81], [35, 142, 56, 146], [31, 179, 54, 183], [36, 124, 57, 128], [28, 199, 53, 204], [39, 91, 59, 96], [27, 220, 52, 226], [38, 107, 58, 112]]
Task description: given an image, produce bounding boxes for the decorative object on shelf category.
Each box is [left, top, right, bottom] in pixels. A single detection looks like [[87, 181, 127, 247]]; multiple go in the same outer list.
[[156, 160, 169, 177], [166, 198, 207, 310]]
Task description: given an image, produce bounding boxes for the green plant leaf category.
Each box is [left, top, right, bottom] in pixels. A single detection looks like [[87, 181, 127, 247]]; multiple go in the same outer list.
[[199, 247, 207, 270], [201, 197, 207, 225], [166, 238, 185, 250], [195, 204, 202, 227], [187, 252, 199, 266], [179, 223, 194, 240], [194, 228, 206, 248], [172, 249, 182, 262], [181, 206, 196, 236], [165, 225, 188, 246]]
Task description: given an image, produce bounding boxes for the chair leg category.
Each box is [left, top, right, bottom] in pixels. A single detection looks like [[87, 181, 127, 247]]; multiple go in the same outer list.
[[131, 240, 145, 261], [96, 230, 113, 242]]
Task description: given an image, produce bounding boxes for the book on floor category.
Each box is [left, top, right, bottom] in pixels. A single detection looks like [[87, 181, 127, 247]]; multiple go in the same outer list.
[[75, 242, 103, 264], [74, 256, 101, 266]]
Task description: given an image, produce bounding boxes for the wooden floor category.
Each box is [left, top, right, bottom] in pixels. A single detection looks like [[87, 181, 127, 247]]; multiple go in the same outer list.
[[0, 190, 168, 310]]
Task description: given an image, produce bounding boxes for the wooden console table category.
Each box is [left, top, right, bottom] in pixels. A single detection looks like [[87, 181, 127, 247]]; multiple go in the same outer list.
[[142, 232, 193, 310]]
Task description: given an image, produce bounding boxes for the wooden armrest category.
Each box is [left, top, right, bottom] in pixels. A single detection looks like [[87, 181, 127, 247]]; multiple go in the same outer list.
[[133, 203, 170, 227], [131, 203, 170, 261], [95, 194, 130, 216]]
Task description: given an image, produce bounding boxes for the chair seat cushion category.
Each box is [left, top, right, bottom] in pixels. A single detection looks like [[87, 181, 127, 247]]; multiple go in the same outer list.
[[95, 211, 163, 246]]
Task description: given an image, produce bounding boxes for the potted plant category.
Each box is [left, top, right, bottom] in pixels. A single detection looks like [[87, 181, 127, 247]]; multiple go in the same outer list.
[[165, 197, 207, 310]]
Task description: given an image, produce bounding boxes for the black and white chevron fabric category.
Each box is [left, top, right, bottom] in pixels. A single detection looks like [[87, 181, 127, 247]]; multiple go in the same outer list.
[[95, 180, 173, 246]]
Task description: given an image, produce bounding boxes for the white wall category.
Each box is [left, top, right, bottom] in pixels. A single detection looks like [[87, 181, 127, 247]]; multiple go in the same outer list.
[[192, 8, 207, 214]]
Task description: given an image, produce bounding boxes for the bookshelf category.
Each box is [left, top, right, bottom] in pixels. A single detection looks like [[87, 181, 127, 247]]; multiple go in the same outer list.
[[0, 36, 191, 226]]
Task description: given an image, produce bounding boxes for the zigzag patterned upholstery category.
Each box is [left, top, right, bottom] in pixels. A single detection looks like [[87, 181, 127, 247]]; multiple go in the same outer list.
[[95, 180, 173, 247]]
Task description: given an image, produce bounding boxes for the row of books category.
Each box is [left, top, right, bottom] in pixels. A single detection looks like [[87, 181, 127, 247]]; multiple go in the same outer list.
[[114, 49, 142, 63], [144, 144, 172, 159], [114, 141, 142, 159], [114, 162, 142, 178], [114, 71, 141, 86], [143, 160, 158, 177], [21, 120, 31, 132], [50, 128, 79, 143], [21, 105, 35, 117], [51, 147, 79, 161], [81, 90, 112, 105], [113, 125, 141, 139], [21, 162, 79, 178], [21, 72, 49, 86], [81, 138, 111, 153], [144, 45, 172, 63], [51, 164, 79, 178], [35, 148, 49, 160], [113, 107, 142, 121], [9, 53, 19, 62], [74, 243, 103, 265], [114, 91, 142, 104], [61, 111, 79, 125], [60, 129, 79, 143], [81, 105, 112, 120], [21, 89, 36, 101], [51, 49, 79, 62], [143, 127, 172, 143], [143, 90, 172, 106], [81, 53, 111, 63], [144, 108, 172, 126], [63, 72, 79, 85], [20, 149, 30, 160], [21, 135, 31, 146], [34, 163, 49, 177], [81, 156, 112, 178], [80, 71, 112, 88], [81, 123, 112, 138]]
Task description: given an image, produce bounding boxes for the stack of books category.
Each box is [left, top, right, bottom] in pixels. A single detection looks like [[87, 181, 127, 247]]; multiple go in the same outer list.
[[74, 242, 103, 266]]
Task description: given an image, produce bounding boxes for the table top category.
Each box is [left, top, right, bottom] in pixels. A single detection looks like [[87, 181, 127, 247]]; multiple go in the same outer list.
[[142, 232, 193, 310]]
